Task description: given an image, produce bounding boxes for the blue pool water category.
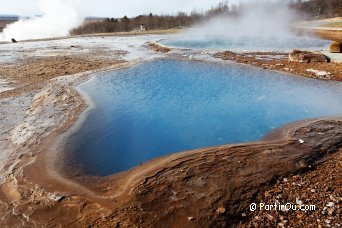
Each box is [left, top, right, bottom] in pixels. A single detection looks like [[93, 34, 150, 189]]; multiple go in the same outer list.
[[161, 36, 330, 51], [65, 60, 342, 176]]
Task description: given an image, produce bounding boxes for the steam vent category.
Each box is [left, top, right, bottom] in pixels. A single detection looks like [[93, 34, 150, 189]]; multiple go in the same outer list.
[[330, 41, 342, 53]]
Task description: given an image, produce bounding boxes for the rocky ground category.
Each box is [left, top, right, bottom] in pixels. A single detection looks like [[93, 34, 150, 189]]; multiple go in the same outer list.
[[214, 51, 342, 81], [0, 55, 124, 99], [0, 32, 341, 227], [245, 150, 341, 227]]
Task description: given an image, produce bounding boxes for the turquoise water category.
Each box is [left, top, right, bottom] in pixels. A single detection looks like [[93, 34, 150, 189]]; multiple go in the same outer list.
[[161, 36, 330, 51], [65, 60, 342, 176]]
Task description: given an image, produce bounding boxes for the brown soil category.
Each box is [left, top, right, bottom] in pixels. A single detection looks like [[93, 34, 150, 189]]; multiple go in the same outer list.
[[314, 29, 342, 42], [214, 51, 342, 81], [0, 55, 124, 98], [147, 42, 172, 53]]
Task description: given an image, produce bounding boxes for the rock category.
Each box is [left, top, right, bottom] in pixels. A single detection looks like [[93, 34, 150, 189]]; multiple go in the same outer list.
[[266, 213, 274, 221], [296, 198, 303, 205], [306, 69, 332, 79], [11, 38, 17, 43], [47, 193, 66, 202], [147, 42, 171, 53], [216, 207, 226, 214], [326, 202, 335, 207], [188, 216, 195, 221], [278, 221, 287, 227], [327, 208, 334, 215], [289, 50, 329, 63], [329, 195, 339, 202], [329, 41, 342, 53]]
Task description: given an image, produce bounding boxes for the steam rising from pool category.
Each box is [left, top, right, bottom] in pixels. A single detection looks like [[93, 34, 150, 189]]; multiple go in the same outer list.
[[195, 1, 301, 38], [0, 0, 83, 41], [163, 1, 328, 51]]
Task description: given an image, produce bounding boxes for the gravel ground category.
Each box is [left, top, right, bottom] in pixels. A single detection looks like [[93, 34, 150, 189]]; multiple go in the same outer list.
[[214, 51, 342, 81], [244, 150, 341, 227]]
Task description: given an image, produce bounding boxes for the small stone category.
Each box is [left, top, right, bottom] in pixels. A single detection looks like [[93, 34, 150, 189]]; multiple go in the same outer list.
[[322, 210, 327, 215], [325, 219, 331, 224], [216, 207, 226, 214], [329, 195, 338, 202], [266, 213, 274, 221], [326, 202, 335, 207], [327, 208, 334, 215], [296, 198, 303, 205], [330, 41, 342, 53], [276, 194, 282, 199], [188, 217, 195, 221], [306, 69, 331, 78], [278, 221, 287, 227], [299, 139, 305, 144], [47, 193, 65, 202]]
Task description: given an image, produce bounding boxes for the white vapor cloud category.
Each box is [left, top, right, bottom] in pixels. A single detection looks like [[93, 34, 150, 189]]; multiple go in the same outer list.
[[189, 1, 298, 38], [0, 0, 84, 41]]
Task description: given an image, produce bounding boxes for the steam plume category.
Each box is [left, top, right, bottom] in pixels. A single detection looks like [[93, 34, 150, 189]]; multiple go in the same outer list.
[[179, 1, 326, 51], [193, 1, 299, 37], [0, 0, 83, 41]]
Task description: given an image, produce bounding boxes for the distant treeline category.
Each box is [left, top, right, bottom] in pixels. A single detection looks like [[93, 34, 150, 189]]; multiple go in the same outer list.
[[70, 2, 233, 35], [291, 0, 342, 19], [71, 0, 342, 35], [72, 13, 198, 34]]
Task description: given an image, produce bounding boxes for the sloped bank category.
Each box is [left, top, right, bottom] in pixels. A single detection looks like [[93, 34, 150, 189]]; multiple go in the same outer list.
[[89, 118, 342, 227], [24, 117, 342, 227]]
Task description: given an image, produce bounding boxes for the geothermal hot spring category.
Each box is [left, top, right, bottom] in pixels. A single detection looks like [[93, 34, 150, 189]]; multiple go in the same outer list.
[[161, 35, 330, 51], [64, 60, 342, 176]]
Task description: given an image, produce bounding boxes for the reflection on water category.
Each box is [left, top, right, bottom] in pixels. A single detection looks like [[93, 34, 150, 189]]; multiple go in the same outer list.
[[65, 60, 342, 176]]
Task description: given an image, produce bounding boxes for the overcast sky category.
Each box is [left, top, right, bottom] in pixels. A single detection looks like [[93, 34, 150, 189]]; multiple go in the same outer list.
[[1, 0, 244, 18]]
